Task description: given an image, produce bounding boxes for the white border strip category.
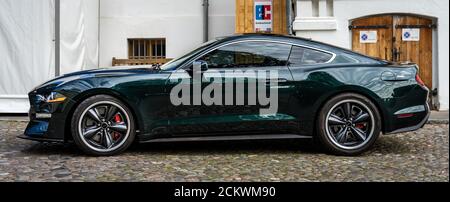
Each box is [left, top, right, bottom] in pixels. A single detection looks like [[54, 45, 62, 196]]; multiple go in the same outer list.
[[0, 95, 28, 99]]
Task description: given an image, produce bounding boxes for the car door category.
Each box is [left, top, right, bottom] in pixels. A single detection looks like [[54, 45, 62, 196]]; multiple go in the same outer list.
[[166, 41, 297, 136], [286, 45, 336, 135]]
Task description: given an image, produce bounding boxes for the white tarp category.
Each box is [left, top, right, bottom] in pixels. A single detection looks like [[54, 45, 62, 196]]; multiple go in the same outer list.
[[0, 0, 99, 113], [60, 0, 99, 75], [0, 0, 55, 113]]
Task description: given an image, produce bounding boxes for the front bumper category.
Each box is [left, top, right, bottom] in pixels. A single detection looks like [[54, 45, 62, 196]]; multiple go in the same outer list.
[[22, 92, 75, 142], [18, 135, 65, 143]]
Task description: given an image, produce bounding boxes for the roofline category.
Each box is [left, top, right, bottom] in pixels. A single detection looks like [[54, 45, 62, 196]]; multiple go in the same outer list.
[[213, 33, 387, 64]]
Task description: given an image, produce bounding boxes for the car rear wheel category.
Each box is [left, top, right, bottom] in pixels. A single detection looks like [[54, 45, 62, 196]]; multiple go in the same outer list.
[[317, 93, 381, 156], [71, 95, 136, 156]]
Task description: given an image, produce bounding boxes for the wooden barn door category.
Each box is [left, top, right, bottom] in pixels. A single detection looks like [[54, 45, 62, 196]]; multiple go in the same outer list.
[[351, 15, 394, 61], [393, 16, 434, 89], [351, 15, 434, 91]]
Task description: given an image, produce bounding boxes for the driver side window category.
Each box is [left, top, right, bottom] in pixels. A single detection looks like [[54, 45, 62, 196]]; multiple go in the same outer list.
[[198, 41, 291, 69]]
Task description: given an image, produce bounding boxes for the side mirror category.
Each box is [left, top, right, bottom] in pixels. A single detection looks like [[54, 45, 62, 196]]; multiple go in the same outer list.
[[192, 60, 209, 73]]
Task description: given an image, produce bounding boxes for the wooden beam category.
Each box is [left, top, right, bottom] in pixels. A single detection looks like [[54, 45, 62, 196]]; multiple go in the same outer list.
[[235, 0, 288, 34]]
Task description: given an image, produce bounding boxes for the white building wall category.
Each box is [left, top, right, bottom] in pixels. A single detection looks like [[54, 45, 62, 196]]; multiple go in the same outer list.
[[99, 0, 236, 67], [209, 0, 237, 39], [294, 0, 449, 111]]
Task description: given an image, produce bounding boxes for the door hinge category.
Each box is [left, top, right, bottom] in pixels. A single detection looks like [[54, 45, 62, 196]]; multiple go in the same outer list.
[[395, 24, 437, 29], [348, 25, 390, 30]]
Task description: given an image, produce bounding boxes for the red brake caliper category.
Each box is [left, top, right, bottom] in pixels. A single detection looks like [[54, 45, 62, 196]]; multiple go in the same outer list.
[[114, 114, 122, 123], [356, 123, 365, 129], [112, 114, 122, 141]]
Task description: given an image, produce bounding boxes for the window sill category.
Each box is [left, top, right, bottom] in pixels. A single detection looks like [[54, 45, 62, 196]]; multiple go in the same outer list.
[[293, 17, 338, 31]]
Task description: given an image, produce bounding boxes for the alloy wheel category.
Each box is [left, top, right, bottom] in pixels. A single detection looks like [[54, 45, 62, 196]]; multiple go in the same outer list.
[[78, 101, 131, 153], [325, 99, 375, 150]]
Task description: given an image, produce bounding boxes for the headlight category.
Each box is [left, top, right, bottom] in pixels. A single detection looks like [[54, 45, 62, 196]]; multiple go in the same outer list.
[[45, 92, 67, 103]]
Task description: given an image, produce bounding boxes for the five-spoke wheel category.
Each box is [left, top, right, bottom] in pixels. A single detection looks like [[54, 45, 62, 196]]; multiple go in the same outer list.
[[71, 95, 135, 156], [317, 93, 381, 155], [325, 100, 375, 150]]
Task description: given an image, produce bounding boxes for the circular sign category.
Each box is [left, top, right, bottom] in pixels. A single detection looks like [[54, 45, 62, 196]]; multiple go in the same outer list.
[[404, 32, 411, 39], [361, 34, 368, 41]]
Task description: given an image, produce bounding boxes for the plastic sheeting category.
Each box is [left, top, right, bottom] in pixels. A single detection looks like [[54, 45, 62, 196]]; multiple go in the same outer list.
[[60, 0, 99, 75], [0, 0, 55, 113], [0, 0, 99, 113]]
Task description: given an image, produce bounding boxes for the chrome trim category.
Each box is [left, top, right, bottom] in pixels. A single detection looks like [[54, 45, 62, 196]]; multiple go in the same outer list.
[[35, 113, 52, 119], [181, 39, 337, 69]]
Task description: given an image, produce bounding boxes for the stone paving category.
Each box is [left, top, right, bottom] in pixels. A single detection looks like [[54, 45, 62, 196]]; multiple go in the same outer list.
[[0, 121, 448, 182]]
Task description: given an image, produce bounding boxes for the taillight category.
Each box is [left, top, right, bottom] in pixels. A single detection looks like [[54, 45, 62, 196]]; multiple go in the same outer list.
[[416, 74, 425, 86], [397, 113, 415, 119]]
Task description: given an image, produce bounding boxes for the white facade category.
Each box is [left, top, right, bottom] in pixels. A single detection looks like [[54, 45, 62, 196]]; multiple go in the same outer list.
[[294, 0, 449, 111], [99, 0, 236, 67], [0, 0, 235, 113], [0, 0, 448, 113]]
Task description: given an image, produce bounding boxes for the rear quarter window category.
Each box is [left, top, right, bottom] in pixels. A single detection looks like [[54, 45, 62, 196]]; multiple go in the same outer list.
[[288, 46, 333, 66]]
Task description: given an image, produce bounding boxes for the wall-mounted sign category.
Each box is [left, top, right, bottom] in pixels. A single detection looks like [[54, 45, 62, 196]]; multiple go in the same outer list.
[[402, 28, 420, 41], [360, 31, 378, 43], [254, 0, 272, 32]]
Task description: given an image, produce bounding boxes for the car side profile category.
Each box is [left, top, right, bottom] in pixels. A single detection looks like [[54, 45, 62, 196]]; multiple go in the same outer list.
[[21, 34, 430, 156]]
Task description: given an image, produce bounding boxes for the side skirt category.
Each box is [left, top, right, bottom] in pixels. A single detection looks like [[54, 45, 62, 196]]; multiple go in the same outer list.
[[139, 134, 312, 143]]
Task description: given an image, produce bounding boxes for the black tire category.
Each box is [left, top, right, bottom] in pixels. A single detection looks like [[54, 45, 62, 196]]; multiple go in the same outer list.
[[316, 93, 381, 156], [71, 95, 136, 156]]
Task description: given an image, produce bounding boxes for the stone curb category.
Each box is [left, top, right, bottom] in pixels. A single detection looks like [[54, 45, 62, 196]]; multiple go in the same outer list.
[[428, 119, 449, 124]]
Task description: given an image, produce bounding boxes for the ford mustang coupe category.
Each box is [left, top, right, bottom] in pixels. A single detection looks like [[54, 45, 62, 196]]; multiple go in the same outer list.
[[21, 34, 430, 156]]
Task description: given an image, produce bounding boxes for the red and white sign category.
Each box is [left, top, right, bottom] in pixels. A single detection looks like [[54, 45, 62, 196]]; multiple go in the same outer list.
[[254, 0, 272, 32]]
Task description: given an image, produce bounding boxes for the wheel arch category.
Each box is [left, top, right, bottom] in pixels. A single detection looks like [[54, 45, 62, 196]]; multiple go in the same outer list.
[[63, 89, 143, 142]]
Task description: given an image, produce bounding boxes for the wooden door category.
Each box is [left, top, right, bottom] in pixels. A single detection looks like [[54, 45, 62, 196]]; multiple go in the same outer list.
[[393, 16, 433, 89], [235, 0, 287, 34], [351, 15, 393, 61], [351, 15, 434, 90]]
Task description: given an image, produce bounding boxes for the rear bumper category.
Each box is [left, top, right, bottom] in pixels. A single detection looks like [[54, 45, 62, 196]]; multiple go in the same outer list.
[[385, 103, 430, 134]]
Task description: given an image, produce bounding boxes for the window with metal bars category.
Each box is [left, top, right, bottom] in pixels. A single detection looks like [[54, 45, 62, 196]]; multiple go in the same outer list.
[[128, 38, 166, 59]]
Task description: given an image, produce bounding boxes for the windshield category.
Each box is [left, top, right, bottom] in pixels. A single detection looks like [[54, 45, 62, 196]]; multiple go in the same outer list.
[[160, 39, 219, 71]]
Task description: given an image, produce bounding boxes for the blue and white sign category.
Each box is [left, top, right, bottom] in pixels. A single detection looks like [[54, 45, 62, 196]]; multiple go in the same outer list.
[[402, 28, 420, 41], [360, 31, 377, 43], [254, 0, 272, 32]]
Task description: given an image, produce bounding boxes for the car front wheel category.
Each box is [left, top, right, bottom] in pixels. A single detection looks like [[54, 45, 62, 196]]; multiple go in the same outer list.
[[71, 95, 136, 156], [317, 93, 381, 156]]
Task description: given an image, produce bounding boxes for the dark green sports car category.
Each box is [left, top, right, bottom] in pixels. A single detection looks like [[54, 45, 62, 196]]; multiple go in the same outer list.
[[21, 34, 430, 156]]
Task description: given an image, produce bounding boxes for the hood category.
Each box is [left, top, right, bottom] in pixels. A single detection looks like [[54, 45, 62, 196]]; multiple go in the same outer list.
[[34, 67, 161, 92], [62, 66, 159, 77]]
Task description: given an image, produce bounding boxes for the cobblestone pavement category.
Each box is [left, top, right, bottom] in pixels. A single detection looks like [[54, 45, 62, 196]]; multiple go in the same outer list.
[[0, 121, 448, 182]]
